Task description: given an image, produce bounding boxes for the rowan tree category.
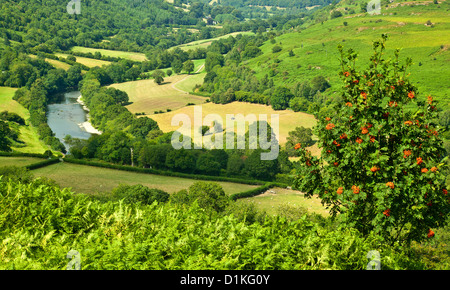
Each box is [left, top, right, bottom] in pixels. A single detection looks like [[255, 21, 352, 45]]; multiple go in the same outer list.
[[293, 35, 449, 245]]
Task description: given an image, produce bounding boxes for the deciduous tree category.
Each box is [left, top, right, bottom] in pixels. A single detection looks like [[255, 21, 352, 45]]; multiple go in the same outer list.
[[294, 35, 449, 245]]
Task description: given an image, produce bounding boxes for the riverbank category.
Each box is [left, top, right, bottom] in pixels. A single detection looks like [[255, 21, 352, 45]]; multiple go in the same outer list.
[[76, 95, 103, 135]]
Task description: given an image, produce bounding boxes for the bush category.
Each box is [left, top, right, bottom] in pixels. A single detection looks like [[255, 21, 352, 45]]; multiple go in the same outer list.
[[0, 166, 34, 184], [223, 202, 267, 225], [25, 158, 60, 170], [276, 203, 309, 222], [172, 181, 230, 212], [230, 183, 275, 201], [272, 45, 282, 53], [330, 10, 343, 19], [112, 184, 169, 205]]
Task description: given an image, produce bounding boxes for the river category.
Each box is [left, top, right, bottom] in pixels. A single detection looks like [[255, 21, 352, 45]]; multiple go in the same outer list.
[[47, 91, 101, 150]]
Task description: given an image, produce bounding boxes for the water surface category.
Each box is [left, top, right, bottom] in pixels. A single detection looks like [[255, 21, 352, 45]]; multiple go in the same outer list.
[[47, 91, 93, 149]]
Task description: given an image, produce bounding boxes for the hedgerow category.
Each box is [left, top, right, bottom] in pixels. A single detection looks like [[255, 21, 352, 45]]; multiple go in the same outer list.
[[63, 157, 266, 186]]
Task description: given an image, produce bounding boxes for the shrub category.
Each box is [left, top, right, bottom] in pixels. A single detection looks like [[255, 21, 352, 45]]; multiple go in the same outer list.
[[173, 181, 230, 212], [112, 184, 169, 205], [272, 45, 282, 53], [330, 10, 343, 19], [0, 166, 34, 184]]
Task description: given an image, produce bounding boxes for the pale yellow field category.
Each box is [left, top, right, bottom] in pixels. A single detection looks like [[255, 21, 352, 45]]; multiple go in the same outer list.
[[72, 46, 147, 62], [108, 74, 208, 114], [55, 53, 111, 68], [149, 102, 317, 145]]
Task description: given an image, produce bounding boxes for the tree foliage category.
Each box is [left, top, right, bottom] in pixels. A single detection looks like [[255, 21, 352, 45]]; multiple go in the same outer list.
[[293, 35, 449, 245]]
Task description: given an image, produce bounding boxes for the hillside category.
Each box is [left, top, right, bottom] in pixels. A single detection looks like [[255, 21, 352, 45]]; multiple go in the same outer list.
[[0, 87, 49, 153], [1, 0, 449, 272], [235, 1, 450, 105]]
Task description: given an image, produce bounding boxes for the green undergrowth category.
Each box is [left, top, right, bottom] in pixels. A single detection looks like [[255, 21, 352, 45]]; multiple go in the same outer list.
[[0, 176, 448, 270]]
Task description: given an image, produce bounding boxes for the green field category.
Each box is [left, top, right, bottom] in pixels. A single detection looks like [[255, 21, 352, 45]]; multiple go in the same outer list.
[[0, 87, 48, 153], [71, 46, 147, 62], [32, 162, 259, 195], [169, 31, 255, 51], [237, 187, 329, 217], [0, 156, 45, 167], [174, 71, 207, 93], [244, 2, 450, 106]]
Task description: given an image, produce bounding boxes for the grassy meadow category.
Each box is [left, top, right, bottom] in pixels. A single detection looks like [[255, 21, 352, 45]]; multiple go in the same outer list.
[[0, 156, 45, 167], [55, 53, 112, 68], [109, 74, 208, 115], [169, 31, 255, 51], [149, 101, 317, 145], [31, 162, 258, 195], [245, 2, 450, 106], [0, 87, 48, 153], [237, 187, 329, 217], [71, 46, 148, 62], [108, 59, 207, 114]]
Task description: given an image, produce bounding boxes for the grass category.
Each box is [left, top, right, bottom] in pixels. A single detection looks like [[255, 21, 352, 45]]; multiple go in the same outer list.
[[0, 156, 45, 167], [71, 46, 147, 62], [169, 31, 255, 52], [174, 72, 207, 93], [55, 53, 111, 68], [237, 187, 329, 217], [149, 101, 317, 145], [31, 162, 259, 195], [109, 74, 208, 115], [109, 59, 207, 114], [0, 87, 49, 153], [245, 2, 450, 106]]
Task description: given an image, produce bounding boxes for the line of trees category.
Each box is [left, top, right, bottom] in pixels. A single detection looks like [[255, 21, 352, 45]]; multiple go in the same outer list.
[[65, 119, 293, 182]]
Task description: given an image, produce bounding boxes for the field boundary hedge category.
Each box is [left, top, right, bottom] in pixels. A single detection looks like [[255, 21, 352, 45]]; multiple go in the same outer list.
[[0, 152, 49, 158], [62, 158, 267, 186], [25, 158, 61, 170], [1, 154, 290, 200], [229, 182, 289, 201]]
